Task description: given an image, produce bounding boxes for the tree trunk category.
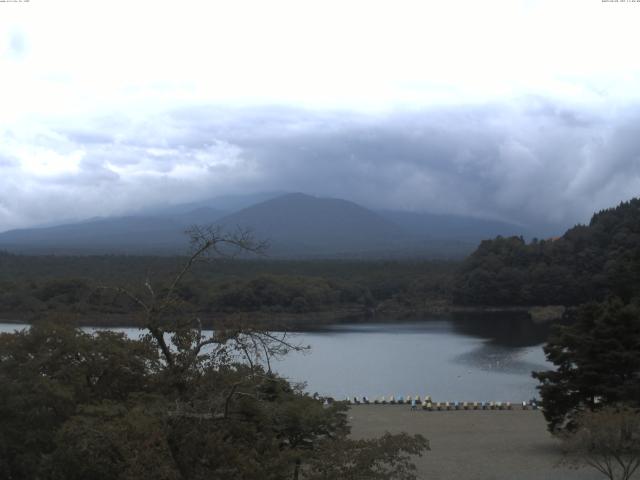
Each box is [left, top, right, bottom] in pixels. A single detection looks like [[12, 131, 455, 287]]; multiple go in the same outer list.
[[293, 458, 301, 480]]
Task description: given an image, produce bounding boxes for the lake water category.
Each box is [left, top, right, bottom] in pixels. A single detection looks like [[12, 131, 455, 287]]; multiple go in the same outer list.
[[0, 313, 554, 402]]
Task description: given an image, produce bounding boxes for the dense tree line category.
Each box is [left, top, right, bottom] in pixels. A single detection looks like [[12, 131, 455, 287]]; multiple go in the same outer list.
[[453, 198, 640, 306], [0, 253, 454, 324]]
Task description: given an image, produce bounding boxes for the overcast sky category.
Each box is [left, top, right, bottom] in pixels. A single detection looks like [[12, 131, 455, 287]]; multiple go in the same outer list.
[[1, 0, 639, 234]]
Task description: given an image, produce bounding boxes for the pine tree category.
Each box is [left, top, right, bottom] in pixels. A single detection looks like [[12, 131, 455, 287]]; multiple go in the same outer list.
[[533, 298, 640, 432]]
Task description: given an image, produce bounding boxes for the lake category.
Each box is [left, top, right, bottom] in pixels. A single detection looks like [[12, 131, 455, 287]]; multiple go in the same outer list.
[[0, 312, 554, 402]]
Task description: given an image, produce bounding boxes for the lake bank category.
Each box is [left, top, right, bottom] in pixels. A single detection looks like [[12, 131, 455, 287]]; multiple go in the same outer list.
[[348, 406, 600, 480], [0, 303, 565, 330]]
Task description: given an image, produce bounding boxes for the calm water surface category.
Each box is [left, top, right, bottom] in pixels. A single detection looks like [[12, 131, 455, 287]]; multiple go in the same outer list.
[[0, 314, 554, 402]]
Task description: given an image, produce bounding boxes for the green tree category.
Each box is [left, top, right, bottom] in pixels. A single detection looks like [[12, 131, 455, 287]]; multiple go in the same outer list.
[[453, 198, 640, 307], [533, 299, 640, 432], [0, 322, 158, 479], [0, 226, 428, 479]]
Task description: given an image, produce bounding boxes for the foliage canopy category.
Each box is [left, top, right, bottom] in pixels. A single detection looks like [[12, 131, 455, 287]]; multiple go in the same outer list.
[[0, 228, 427, 480], [454, 198, 640, 306], [533, 299, 640, 432]]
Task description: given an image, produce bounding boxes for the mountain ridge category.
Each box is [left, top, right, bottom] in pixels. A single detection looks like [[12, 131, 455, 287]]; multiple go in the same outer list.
[[0, 192, 533, 258], [215, 193, 412, 256]]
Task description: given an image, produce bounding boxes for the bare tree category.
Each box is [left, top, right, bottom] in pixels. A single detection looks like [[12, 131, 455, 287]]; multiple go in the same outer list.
[[561, 406, 640, 480], [104, 226, 306, 383]]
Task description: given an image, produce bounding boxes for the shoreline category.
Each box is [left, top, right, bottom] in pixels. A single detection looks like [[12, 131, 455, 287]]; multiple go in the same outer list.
[[0, 304, 565, 330]]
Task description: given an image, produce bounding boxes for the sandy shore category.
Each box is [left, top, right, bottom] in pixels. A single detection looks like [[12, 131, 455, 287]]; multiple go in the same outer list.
[[348, 405, 605, 480]]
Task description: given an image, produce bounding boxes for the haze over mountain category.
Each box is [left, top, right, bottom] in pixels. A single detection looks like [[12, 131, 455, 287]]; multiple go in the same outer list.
[[139, 192, 286, 218], [0, 193, 530, 258], [0, 209, 225, 255], [378, 210, 531, 242]]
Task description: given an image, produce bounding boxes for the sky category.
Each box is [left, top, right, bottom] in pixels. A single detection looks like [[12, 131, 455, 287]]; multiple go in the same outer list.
[[1, 0, 640, 234]]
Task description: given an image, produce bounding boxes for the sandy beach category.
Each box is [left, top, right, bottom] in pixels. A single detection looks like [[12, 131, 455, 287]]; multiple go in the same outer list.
[[348, 406, 606, 480]]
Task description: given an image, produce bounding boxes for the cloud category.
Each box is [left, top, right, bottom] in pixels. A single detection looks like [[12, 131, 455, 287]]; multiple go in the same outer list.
[[0, 116, 262, 230], [188, 102, 638, 232], [1, 100, 640, 235], [6, 30, 27, 61], [1, 1, 639, 236]]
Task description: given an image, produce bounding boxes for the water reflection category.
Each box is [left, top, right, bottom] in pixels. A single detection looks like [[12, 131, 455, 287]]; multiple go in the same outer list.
[[449, 311, 560, 347], [316, 320, 455, 335], [326, 310, 562, 347], [455, 343, 549, 375], [274, 315, 556, 401]]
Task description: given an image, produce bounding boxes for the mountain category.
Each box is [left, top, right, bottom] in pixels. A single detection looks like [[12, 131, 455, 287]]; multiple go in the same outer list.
[[215, 193, 412, 257], [0, 194, 415, 257], [0, 208, 226, 255], [0, 192, 538, 258]]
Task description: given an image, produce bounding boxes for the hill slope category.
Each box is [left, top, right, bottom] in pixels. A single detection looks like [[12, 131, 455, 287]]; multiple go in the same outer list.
[[216, 193, 413, 256], [453, 198, 640, 306], [0, 208, 225, 254], [0, 192, 540, 258]]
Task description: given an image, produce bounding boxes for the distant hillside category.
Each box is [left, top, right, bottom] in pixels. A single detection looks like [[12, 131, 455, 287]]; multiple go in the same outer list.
[[453, 198, 640, 306], [0, 192, 540, 258], [0, 208, 225, 255], [216, 193, 413, 256]]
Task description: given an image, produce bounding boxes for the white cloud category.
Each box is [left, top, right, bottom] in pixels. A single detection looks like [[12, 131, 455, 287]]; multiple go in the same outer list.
[[2, 0, 640, 119], [1, 0, 640, 232]]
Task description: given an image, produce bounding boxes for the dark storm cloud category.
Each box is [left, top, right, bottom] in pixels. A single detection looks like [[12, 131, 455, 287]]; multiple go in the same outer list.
[[2, 100, 640, 233], [248, 103, 635, 231], [159, 102, 638, 233]]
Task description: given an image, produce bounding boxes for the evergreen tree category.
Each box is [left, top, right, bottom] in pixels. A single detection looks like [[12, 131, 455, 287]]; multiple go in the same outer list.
[[454, 197, 640, 307], [533, 298, 640, 432]]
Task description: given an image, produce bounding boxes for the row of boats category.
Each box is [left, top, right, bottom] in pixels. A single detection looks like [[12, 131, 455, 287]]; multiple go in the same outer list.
[[342, 395, 540, 410]]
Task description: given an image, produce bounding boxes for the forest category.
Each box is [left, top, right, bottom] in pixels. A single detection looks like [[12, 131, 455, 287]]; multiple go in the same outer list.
[[0, 254, 455, 327], [2, 198, 640, 328], [453, 198, 640, 307]]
